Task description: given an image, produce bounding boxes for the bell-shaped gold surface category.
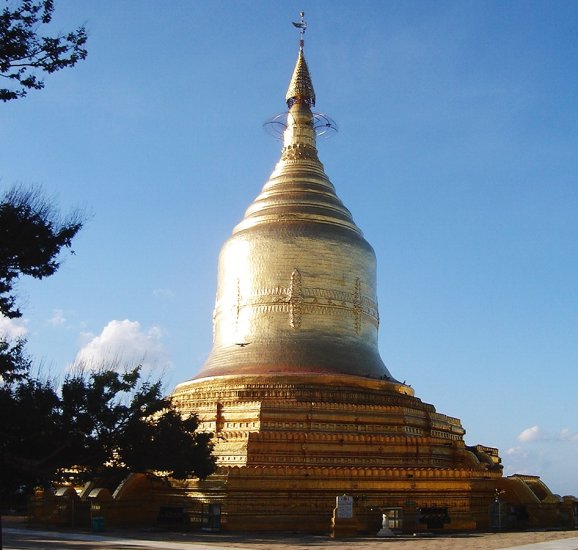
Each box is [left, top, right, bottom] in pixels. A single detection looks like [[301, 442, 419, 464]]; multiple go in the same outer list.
[[195, 48, 396, 382]]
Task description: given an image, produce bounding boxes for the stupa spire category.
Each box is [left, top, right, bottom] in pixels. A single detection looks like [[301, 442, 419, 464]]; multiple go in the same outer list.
[[233, 14, 357, 237], [286, 12, 315, 108]]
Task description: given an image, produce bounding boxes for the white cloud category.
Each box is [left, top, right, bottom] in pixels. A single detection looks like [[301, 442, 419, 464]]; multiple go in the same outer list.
[[153, 288, 175, 300], [48, 309, 67, 326], [560, 429, 578, 442], [515, 426, 578, 445], [504, 428, 578, 494], [72, 319, 172, 374], [506, 446, 523, 456], [0, 315, 28, 340], [517, 425, 542, 443], [503, 444, 539, 477]]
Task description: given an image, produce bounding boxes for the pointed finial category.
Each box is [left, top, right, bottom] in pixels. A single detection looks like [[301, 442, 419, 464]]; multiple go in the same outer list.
[[292, 11, 307, 50], [286, 12, 315, 108]]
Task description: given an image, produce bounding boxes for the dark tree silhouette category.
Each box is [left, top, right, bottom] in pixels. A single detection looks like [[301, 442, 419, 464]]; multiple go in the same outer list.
[[0, 376, 63, 481], [0, 337, 31, 383], [0, 186, 82, 382], [0, 366, 215, 501], [0, 186, 82, 320], [0, 0, 87, 101], [58, 366, 216, 484]]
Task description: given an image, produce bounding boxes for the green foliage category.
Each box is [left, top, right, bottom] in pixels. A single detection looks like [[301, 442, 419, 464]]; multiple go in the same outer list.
[[59, 366, 215, 483], [0, 366, 216, 499], [0, 0, 88, 101], [0, 376, 64, 496], [0, 186, 83, 319], [0, 337, 31, 383], [122, 409, 215, 480], [0, 186, 82, 385]]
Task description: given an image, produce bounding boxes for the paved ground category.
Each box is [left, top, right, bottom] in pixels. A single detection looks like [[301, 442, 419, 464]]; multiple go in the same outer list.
[[2, 517, 578, 550]]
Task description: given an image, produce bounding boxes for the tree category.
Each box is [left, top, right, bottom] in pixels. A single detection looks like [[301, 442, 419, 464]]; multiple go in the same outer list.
[[59, 366, 216, 486], [0, 0, 87, 101], [0, 186, 82, 382], [0, 186, 83, 320], [0, 376, 64, 495], [122, 409, 215, 480], [0, 337, 30, 383], [1, 366, 215, 503]]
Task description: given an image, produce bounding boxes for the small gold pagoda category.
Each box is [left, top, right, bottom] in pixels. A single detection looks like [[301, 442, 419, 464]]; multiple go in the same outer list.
[[172, 16, 575, 533]]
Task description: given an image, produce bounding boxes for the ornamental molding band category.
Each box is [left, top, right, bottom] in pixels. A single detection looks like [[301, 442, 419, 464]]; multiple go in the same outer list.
[[281, 143, 319, 161], [221, 269, 379, 334]]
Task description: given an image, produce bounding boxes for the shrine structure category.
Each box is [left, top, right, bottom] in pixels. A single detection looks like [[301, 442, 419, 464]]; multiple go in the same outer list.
[[171, 16, 576, 533]]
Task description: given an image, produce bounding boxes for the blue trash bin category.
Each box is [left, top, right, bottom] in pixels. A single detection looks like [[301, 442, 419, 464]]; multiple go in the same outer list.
[[91, 516, 104, 532]]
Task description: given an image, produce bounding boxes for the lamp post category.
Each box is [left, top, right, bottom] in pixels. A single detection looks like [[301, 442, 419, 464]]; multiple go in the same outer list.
[[495, 489, 506, 531]]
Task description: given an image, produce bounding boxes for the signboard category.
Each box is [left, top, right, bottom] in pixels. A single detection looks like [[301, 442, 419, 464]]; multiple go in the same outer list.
[[336, 495, 353, 519]]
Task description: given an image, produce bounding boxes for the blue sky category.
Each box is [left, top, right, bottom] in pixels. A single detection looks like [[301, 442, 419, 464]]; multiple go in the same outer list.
[[1, 1, 577, 496]]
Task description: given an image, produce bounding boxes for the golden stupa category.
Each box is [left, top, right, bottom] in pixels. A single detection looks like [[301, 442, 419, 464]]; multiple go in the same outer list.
[[172, 17, 576, 533]]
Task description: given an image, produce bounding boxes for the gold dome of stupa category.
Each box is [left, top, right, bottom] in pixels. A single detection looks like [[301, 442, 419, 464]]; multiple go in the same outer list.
[[194, 36, 395, 382]]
